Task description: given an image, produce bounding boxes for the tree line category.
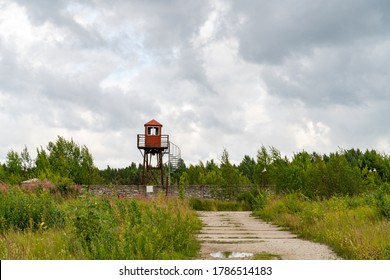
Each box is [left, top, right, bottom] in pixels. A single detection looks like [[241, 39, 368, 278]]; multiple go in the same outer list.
[[180, 146, 390, 198], [1, 136, 390, 198], [0, 136, 101, 186]]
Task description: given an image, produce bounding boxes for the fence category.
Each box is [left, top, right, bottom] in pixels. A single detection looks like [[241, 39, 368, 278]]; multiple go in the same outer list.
[[86, 185, 260, 199]]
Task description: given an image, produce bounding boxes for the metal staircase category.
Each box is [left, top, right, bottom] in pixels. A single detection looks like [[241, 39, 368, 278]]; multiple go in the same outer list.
[[167, 141, 181, 184]]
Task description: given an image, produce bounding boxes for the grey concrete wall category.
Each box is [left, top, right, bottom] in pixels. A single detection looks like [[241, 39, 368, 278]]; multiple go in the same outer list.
[[86, 185, 255, 199]]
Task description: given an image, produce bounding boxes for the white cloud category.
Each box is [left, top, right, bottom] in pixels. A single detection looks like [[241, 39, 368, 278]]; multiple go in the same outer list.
[[291, 119, 331, 151], [1, 0, 390, 168]]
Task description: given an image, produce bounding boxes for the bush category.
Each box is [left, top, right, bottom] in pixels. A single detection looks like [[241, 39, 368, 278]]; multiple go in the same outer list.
[[237, 188, 267, 211], [375, 183, 390, 219], [0, 190, 202, 260], [188, 198, 251, 211], [255, 193, 390, 259], [65, 194, 201, 259], [0, 187, 65, 232]]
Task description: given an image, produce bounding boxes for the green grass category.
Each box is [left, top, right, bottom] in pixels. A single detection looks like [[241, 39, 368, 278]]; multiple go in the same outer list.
[[188, 198, 252, 211], [0, 188, 202, 260], [254, 193, 390, 259], [253, 253, 282, 260]]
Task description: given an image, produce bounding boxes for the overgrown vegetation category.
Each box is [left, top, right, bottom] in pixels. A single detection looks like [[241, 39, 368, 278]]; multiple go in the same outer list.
[[189, 198, 251, 211], [254, 190, 390, 260], [2, 139, 390, 259], [182, 146, 390, 260], [178, 146, 390, 199], [0, 188, 201, 260], [0, 136, 101, 186]]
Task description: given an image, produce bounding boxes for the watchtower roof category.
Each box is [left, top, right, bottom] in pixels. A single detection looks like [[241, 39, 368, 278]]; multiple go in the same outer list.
[[144, 119, 162, 127]]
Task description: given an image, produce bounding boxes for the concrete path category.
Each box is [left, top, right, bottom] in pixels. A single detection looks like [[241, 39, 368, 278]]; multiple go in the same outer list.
[[197, 211, 341, 260]]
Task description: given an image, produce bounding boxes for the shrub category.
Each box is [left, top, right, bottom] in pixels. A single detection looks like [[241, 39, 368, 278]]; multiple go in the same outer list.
[[188, 198, 251, 211], [375, 183, 390, 219], [0, 187, 64, 232], [0, 190, 202, 260], [237, 188, 267, 211], [255, 193, 390, 259]]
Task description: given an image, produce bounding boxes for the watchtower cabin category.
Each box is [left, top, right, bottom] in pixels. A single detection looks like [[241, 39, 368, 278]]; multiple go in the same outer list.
[[137, 119, 169, 186]]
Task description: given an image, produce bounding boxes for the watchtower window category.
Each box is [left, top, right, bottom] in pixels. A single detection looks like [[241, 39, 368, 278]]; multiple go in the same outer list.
[[147, 126, 159, 136]]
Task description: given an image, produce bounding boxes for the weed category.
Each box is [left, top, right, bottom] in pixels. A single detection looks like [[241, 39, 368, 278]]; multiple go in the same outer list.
[[253, 253, 282, 260], [255, 193, 390, 259], [188, 198, 251, 211], [0, 191, 202, 260]]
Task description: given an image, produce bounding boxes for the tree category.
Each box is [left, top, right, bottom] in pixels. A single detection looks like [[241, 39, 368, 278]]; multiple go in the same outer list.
[[170, 158, 187, 185], [35, 147, 51, 179], [219, 148, 230, 166], [256, 145, 271, 170], [77, 145, 97, 184], [5, 150, 23, 184], [271, 151, 311, 194], [0, 163, 6, 183], [325, 153, 363, 197], [205, 159, 218, 172], [254, 145, 272, 185], [219, 148, 244, 198], [47, 136, 77, 180], [267, 147, 289, 189], [305, 156, 327, 198], [34, 136, 101, 185], [185, 163, 206, 185], [238, 155, 256, 184], [20, 145, 33, 178]]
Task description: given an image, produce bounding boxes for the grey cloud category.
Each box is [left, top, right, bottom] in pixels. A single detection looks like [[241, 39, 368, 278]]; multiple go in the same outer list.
[[14, 0, 106, 49], [104, 0, 209, 50], [230, 0, 390, 64], [221, 0, 390, 108], [2, 0, 390, 167], [0, 45, 35, 94], [262, 43, 390, 108]]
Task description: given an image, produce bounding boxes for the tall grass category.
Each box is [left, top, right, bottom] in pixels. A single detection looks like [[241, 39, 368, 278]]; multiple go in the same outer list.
[[255, 192, 390, 259], [0, 187, 65, 232], [0, 189, 201, 260], [189, 189, 268, 211], [188, 198, 251, 211]]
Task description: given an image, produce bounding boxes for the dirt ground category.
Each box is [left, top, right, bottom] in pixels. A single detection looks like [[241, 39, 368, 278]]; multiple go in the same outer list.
[[197, 211, 341, 260]]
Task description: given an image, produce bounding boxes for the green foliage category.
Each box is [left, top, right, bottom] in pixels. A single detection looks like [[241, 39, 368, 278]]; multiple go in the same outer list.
[[100, 163, 142, 185], [178, 183, 185, 200], [266, 149, 367, 198], [0, 187, 65, 232], [179, 149, 251, 200], [0, 190, 201, 260], [43, 136, 100, 184], [375, 183, 390, 219], [35, 147, 51, 180], [5, 150, 24, 185], [169, 158, 187, 185], [0, 164, 5, 182], [4, 137, 390, 201], [2, 136, 102, 186], [256, 193, 390, 259], [188, 198, 251, 211], [175, 145, 390, 200], [325, 153, 363, 197], [238, 155, 256, 184], [237, 188, 267, 211]]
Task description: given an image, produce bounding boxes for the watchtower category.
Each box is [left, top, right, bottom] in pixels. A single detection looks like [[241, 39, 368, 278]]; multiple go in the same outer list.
[[137, 119, 169, 186]]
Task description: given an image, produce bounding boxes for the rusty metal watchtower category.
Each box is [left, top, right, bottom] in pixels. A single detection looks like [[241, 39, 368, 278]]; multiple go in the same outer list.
[[137, 119, 169, 186]]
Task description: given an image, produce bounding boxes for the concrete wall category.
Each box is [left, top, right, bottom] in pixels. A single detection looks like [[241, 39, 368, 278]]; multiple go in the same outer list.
[[86, 185, 255, 199]]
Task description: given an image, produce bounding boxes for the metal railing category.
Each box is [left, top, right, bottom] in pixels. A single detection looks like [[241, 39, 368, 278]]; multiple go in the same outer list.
[[137, 134, 169, 149]]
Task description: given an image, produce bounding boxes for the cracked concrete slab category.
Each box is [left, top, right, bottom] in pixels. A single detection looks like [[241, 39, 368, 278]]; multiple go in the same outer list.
[[197, 211, 341, 260]]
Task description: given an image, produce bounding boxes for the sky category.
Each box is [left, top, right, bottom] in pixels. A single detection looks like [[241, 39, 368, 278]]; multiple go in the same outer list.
[[1, 0, 390, 169]]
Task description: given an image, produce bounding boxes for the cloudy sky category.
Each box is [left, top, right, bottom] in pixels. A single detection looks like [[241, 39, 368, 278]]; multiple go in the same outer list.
[[1, 0, 390, 169]]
